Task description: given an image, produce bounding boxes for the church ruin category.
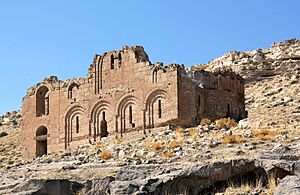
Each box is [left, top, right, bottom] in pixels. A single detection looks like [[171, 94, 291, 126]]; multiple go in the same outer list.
[[21, 46, 246, 159]]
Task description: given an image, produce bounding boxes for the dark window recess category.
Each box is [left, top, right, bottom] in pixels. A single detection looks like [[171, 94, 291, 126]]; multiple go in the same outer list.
[[158, 100, 162, 118]]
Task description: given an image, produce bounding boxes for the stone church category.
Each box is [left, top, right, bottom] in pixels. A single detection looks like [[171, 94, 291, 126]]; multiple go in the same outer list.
[[21, 46, 246, 159]]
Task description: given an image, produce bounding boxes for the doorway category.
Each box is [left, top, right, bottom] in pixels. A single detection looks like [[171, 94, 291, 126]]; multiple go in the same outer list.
[[35, 126, 48, 157]]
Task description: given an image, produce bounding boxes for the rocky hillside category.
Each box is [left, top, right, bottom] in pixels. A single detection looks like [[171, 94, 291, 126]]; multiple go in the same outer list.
[[204, 39, 300, 130], [0, 111, 22, 170], [0, 39, 300, 194]]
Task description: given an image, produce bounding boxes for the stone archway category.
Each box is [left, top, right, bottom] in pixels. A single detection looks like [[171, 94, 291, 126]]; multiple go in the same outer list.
[[35, 126, 48, 157]]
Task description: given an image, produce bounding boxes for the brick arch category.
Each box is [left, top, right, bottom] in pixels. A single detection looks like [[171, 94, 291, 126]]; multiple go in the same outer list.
[[225, 98, 234, 117], [67, 82, 79, 99], [64, 105, 84, 149], [36, 85, 50, 117], [116, 94, 139, 134], [90, 100, 112, 139], [35, 125, 48, 157], [144, 89, 168, 127], [206, 96, 218, 115]]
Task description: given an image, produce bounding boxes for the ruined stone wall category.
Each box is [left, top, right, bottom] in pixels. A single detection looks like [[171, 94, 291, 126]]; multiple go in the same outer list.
[[21, 46, 179, 159], [21, 45, 246, 159]]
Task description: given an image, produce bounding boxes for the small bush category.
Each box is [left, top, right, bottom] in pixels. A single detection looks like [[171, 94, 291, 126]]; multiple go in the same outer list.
[[151, 141, 163, 151], [168, 140, 179, 149], [100, 149, 112, 160], [189, 128, 198, 139], [252, 129, 281, 141], [215, 118, 237, 129], [95, 142, 103, 148], [267, 174, 277, 194], [175, 128, 184, 141], [164, 150, 175, 158], [200, 118, 211, 126], [176, 127, 184, 133], [222, 135, 245, 144]]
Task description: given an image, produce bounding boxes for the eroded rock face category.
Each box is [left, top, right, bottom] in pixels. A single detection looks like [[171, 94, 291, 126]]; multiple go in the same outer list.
[[274, 176, 300, 195]]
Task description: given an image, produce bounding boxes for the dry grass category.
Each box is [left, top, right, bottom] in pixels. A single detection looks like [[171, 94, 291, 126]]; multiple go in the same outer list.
[[222, 135, 245, 144], [252, 129, 282, 141], [175, 128, 184, 141], [150, 141, 163, 151], [189, 127, 198, 139], [164, 150, 175, 158], [200, 118, 212, 126], [224, 178, 263, 195], [95, 142, 103, 148], [267, 174, 277, 195], [100, 149, 112, 160], [215, 118, 237, 129], [168, 140, 179, 149]]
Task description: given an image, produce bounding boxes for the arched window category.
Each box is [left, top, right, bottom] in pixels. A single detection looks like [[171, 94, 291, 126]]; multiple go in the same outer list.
[[76, 116, 80, 133], [36, 86, 50, 117], [158, 100, 162, 118], [111, 54, 114, 69], [102, 111, 106, 120], [129, 106, 133, 124], [68, 83, 79, 99], [208, 98, 217, 114], [152, 70, 157, 83]]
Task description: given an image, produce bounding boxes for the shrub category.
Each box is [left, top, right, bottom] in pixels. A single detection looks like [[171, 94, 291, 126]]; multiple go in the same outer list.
[[175, 128, 184, 141], [189, 128, 198, 139], [267, 174, 277, 194], [100, 149, 112, 160], [222, 135, 245, 144], [151, 141, 163, 151], [168, 140, 179, 149], [215, 118, 237, 129], [164, 150, 175, 158], [200, 118, 211, 126], [95, 142, 103, 148], [252, 129, 282, 141]]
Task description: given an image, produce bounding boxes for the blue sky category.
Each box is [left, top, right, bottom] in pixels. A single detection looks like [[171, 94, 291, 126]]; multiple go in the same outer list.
[[0, 0, 299, 114]]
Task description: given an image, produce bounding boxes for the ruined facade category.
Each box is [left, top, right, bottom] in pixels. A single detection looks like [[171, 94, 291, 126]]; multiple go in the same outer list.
[[21, 46, 246, 159]]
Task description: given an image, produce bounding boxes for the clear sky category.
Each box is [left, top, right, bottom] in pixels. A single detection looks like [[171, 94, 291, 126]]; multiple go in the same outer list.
[[0, 0, 299, 115]]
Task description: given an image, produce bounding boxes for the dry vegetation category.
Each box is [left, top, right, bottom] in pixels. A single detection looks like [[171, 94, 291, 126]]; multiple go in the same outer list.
[[164, 150, 175, 158], [222, 135, 245, 144], [200, 118, 211, 126], [100, 149, 113, 160], [215, 118, 237, 129], [150, 141, 163, 151], [188, 127, 198, 139], [252, 129, 283, 141], [168, 140, 179, 149], [175, 128, 184, 141]]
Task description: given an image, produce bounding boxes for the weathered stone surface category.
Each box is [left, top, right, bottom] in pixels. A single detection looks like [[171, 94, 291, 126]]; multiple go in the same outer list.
[[274, 176, 300, 195]]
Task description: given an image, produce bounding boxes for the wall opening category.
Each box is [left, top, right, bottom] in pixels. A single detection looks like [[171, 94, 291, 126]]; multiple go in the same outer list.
[[129, 106, 133, 124], [198, 95, 201, 110], [111, 54, 114, 69], [68, 83, 79, 99], [158, 100, 162, 118], [76, 116, 80, 133], [36, 126, 48, 157], [36, 86, 50, 117], [152, 70, 158, 83], [100, 111, 108, 137]]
